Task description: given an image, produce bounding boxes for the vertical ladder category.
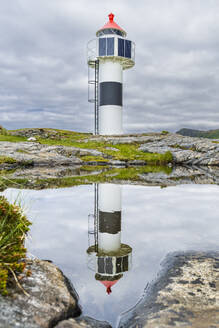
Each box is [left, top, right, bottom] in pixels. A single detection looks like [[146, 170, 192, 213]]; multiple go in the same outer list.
[[88, 60, 99, 135], [88, 183, 99, 252], [94, 183, 99, 252]]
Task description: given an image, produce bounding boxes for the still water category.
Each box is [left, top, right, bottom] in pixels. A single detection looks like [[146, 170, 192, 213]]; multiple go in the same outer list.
[[2, 184, 219, 327]]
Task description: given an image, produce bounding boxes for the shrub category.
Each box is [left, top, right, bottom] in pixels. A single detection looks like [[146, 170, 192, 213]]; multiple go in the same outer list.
[[0, 126, 9, 136], [0, 196, 31, 295]]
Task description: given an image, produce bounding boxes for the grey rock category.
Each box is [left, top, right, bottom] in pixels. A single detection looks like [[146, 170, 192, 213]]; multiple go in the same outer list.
[[55, 316, 112, 328], [0, 259, 80, 328], [118, 251, 219, 328], [0, 132, 219, 168], [139, 133, 219, 166], [1, 165, 219, 190]]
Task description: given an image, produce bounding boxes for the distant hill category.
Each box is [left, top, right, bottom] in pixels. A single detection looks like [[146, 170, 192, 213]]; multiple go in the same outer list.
[[176, 128, 219, 139]]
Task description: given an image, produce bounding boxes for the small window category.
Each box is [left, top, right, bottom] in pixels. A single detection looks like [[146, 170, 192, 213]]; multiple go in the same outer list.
[[125, 40, 132, 58], [99, 38, 106, 56], [97, 28, 123, 37], [118, 38, 124, 57], [107, 38, 114, 56]]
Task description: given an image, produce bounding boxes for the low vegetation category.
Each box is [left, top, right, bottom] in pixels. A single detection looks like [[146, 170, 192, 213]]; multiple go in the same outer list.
[[0, 156, 16, 165], [0, 135, 27, 143], [0, 165, 172, 191], [0, 197, 31, 295], [0, 128, 173, 166]]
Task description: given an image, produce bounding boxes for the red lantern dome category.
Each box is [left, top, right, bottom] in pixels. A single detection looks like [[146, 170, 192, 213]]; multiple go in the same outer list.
[[96, 13, 127, 37], [100, 280, 119, 294]]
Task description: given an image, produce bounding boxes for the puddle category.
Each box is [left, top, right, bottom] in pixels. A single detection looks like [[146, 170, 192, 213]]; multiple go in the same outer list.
[[2, 183, 219, 327]]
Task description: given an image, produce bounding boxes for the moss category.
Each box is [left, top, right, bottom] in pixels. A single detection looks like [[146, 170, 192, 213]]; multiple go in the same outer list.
[[161, 130, 169, 135], [16, 149, 30, 154], [0, 196, 31, 295], [170, 144, 196, 151], [104, 145, 173, 164], [80, 155, 109, 163], [0, 156, 16, 164]]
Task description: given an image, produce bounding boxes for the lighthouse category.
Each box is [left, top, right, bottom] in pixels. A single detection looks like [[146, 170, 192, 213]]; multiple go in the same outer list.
[[87, 13, 135, 135], [87, 183, 132, 294]]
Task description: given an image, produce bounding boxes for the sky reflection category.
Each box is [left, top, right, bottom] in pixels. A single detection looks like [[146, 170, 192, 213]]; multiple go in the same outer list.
[[2, 184, 219, 327]]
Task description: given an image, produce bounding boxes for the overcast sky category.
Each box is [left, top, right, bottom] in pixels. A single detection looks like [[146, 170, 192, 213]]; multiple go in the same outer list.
[[0, 0, 219, 133]]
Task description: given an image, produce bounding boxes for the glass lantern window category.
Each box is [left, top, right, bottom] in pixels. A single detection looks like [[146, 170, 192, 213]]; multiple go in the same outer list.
[[99, 38, 106, 56], [118, 38, 124, 57], [125, 40, 132, 58], [97, 29, 124, 37], [107, 38, 114, 56]]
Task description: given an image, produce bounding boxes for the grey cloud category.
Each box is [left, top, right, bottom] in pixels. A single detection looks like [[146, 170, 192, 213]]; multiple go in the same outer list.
[[0, 0, 219, 132]]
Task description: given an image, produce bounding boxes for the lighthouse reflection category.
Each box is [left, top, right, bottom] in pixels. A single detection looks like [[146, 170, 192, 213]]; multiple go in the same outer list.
[[87, 183, 132, 294]]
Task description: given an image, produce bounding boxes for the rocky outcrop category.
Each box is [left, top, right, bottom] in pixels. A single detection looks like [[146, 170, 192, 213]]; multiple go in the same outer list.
[[0, 259, 81, 328], [139, 133, 219, 166], [0, 132, 219, 168], [55, 317, 112, 328], [118, 252, 219, 328], [0, 164, 219, 190], [0, 142, 106, 168]]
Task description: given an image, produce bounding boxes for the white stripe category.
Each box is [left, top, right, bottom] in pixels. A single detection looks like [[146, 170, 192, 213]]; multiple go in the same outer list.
[[99, 184, 122, 211], [99, 60, 123, 83], [98, 232, 121, 252], [99, 105, 123, 135]]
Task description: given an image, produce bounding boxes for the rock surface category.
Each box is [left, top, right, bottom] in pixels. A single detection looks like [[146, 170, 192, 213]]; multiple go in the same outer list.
[[139, 133, 219, 166], [119, 252, 219, 328], [55, 316, 112, 328], [0, 164, 219, 190], [0, 259, 81, 328], [0, 132, 219, 167]]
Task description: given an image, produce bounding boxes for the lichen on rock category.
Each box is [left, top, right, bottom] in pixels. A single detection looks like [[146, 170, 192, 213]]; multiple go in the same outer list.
[[118, 252, 219, 328], [0, 259, 81, 328]]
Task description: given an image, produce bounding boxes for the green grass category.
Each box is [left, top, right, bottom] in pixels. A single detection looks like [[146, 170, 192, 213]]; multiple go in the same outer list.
[[36, 135, 173, 165], [1, 129, 174, 166], [80, 155, 109, 163], [0, 135, 27, 143], [103, 145, 173, 164], [0, 196, 31, 295], [0, 156, 16, 164]]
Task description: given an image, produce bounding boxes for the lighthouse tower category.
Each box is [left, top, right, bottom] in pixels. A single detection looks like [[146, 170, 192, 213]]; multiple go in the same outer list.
[[87, 13, 135, 135], [87, 184, 132, 294]]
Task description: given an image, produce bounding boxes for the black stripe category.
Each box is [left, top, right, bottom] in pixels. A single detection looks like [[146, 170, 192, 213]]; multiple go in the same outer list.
[[99, 211, 121, 234], [99, 82, 122, 106]]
